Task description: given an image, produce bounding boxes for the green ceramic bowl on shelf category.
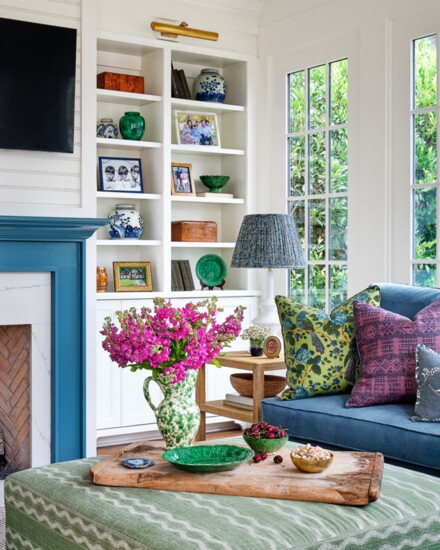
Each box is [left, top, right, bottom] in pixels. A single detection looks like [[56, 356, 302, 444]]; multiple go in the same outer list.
[[243, 434, 288, 454], [199, 175, 230, 193], [162, 444, 254, 473]]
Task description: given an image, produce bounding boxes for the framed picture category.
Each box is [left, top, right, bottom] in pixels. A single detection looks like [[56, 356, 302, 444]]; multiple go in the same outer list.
[[99, 157, 144, 193], [175, 111, 220, 147], [113, 261, 152, 292], [263, 336, 282, 359], [171, 163, 195, 196]]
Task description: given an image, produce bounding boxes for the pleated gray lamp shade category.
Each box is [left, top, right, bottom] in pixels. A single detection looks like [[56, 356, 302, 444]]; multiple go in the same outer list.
[[231, 214, 306, 269]]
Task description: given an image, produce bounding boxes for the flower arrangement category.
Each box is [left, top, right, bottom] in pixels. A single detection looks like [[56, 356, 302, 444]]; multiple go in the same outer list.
[[101, 297, 245, 384], [241, 324, 270, 346]]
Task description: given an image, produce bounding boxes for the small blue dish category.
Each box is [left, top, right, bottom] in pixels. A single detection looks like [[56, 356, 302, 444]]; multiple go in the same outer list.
[[120, 457, 155, 469]]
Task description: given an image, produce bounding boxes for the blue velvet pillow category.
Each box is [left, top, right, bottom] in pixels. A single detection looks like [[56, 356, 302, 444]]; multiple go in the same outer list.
[[412, 345, 440, 422]]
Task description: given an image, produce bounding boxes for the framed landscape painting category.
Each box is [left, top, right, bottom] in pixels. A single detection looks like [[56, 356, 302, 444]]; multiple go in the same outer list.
[[113, 261, 152, 292]]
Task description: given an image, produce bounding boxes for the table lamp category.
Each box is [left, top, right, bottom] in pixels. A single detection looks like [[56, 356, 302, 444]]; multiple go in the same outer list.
[[231, 213, 306, 331]]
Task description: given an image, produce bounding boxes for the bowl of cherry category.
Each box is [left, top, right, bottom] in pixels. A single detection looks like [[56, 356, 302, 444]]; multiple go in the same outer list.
[[242, 422, 288, 454]]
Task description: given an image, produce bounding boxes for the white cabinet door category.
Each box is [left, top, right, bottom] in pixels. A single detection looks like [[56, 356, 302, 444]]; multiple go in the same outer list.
[[96, 300, 122, 429]]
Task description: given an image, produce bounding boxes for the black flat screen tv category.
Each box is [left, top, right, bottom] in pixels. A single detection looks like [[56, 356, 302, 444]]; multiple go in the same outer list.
[[0, 18, 77, 153]]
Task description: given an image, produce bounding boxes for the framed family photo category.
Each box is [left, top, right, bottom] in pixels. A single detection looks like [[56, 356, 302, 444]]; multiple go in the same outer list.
[[99, 157, 144, 193], [113, 261, 152, 292], [175, 111, 220, 147], [171, 163, 195, 196]]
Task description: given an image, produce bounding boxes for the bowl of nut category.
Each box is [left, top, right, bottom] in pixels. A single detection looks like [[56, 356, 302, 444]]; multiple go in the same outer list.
[[242, 422, 288, 454], [290, 443, 333, 473]]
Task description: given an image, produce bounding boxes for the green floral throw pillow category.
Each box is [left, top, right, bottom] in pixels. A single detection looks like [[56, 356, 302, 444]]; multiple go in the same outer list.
[[275, 286, 380, 400]]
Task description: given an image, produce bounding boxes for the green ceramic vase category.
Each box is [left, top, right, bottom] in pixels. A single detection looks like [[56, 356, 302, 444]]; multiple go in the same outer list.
[[143, 369, 200, 449], [119, 111, 145, 140]]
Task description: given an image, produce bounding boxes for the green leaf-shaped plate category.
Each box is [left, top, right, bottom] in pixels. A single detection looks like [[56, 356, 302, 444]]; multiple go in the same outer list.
[[162, 444, 253, 473], [195, 254, 227, 287]]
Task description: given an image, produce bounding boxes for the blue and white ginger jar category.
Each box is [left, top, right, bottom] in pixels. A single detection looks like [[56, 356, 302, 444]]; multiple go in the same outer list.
[[107, 204, 143, 239], [96, 118, 118, 139], [193, 68, 226, 103]]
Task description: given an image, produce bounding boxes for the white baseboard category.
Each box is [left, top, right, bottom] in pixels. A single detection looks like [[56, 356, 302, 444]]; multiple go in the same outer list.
[[96, 419, 241, 449]]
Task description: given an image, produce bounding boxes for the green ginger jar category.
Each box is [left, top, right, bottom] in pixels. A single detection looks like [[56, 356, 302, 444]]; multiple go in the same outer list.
[[119, 111, 145, 141]]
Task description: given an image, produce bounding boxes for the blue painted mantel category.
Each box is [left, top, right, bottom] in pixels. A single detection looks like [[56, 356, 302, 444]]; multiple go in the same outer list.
[[0, 216, 107, 463]]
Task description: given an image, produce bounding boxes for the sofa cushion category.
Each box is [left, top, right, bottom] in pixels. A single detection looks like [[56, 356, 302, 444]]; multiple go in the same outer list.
[[275, 286, 380, 400], [412, 344, 440, 422], [377, 282, 440, 318], [346, 300, 440, 408], [262, 394, 440, 473]]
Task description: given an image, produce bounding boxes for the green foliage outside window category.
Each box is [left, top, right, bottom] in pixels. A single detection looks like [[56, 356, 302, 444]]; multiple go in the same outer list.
[[413, 35, 438, 287], [288, 59, 348, 309]]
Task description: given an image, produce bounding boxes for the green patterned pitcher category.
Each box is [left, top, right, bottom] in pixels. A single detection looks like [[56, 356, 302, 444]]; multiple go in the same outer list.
[[143, 369, 200, 449]]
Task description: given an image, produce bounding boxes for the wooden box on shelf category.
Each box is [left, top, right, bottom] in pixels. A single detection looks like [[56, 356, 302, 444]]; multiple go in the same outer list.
[[171, 221, 217, 242], [97, 72, 144, 93]]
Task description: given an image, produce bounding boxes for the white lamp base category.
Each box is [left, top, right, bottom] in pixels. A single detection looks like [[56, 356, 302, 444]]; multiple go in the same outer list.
[[251, 269, 282, 339]]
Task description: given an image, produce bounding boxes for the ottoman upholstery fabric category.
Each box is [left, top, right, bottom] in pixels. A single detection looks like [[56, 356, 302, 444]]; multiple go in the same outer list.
[[5, 439, 440, 549]]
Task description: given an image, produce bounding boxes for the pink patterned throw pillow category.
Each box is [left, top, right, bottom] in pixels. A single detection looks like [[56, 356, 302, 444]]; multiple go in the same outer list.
[[346, 299, 440, 408]]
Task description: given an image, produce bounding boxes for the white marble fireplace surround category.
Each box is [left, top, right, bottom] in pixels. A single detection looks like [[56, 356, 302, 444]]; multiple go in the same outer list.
[[0, 272, 51, 468]]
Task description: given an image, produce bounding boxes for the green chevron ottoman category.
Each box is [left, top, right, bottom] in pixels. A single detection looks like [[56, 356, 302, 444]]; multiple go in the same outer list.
[[4, 439, 440, 549]]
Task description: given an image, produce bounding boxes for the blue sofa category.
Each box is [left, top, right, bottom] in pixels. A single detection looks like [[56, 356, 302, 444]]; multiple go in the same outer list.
[[262, 283, 440, 475]]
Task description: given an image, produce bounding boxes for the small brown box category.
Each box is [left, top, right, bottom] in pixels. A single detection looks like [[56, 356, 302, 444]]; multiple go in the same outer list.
[[171, 221, 217, 242], [97, 72, 144, 94]]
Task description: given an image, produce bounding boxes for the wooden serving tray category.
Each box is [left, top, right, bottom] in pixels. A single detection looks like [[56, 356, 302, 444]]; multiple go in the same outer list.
[[91, 441, 384, 506]]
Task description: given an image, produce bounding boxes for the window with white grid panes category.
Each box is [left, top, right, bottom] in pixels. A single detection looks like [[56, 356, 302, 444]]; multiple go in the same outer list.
[[287, 59, 348, 310], [412, 35, 438, 286]]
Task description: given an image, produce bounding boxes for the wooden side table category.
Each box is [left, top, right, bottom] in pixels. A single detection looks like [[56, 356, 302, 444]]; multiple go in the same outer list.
[[195, 350, 286, 441]]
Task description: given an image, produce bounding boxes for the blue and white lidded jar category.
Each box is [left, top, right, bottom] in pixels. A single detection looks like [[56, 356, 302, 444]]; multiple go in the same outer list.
[[193, 68, 226, 103], [107, 204, 144, 239], [96, 118, 118, 139]]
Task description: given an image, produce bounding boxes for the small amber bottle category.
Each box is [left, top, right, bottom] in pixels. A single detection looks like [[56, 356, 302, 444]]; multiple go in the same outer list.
[[96, 266, 108, 293]]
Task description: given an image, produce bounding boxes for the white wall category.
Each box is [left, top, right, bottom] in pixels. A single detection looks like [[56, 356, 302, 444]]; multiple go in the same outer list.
[[258, 0, 440, 296], [98, 0, 259, 56], [0, 0, 93, 217]]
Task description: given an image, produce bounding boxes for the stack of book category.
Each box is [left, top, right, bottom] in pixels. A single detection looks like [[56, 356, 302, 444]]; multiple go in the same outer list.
[[171, 63, 192, 100], [224, 393, 253, 410], [171, 260, 195, 291]]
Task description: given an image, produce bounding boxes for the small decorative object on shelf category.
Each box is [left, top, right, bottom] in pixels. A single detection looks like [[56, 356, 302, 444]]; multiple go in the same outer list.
[[99, 157, 143, 193], [230, 373, 286, 398], [96, 266, 108, 293], [171, 163, 195, 196], [101, 296, 244, 448], [193, 68, 226, 102], [199, 175, 230, 193], [171, 220, 217, 242], [119, 111, 145, 141], [97, 71, 144, 93], [113, 261, 152, 292], [96, 118, 118, 139], [263, 336, 282, 359], [107, 204, 144, 239], [241, 325, 271, 356], [175, 111, 220, 146], [196, 254, 227, 290]]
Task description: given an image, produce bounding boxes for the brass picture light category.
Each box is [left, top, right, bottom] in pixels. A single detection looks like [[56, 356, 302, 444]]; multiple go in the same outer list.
[[150, 21, 218, 42]]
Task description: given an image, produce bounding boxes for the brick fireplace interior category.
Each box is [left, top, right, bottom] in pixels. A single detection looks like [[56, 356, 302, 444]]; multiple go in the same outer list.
[[0, 325, 31, 475]]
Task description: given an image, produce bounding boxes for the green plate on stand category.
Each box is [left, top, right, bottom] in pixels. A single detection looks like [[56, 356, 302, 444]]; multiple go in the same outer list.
[[162, 445, 253, 473], [196, 254, 228, 288]]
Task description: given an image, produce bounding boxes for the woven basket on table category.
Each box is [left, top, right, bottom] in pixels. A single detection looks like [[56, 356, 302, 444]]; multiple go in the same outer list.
[[230, 373, 286, 398]]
